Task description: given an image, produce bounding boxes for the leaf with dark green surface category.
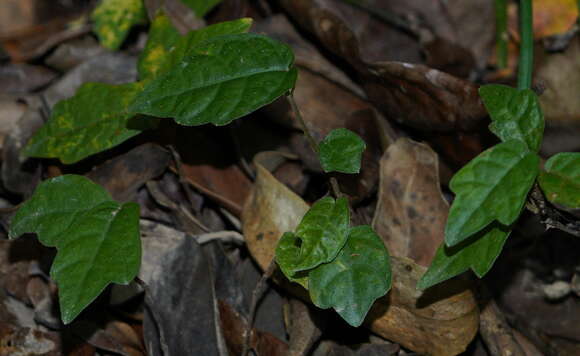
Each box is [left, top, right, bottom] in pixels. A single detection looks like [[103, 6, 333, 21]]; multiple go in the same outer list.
[[539, 152, 580, 209], [418, 223, 510, 290], [276, 197, 350, 278], [137, 11, 181, 80], [309, 225, 391, 327], [479, 84, 544, 152], [130, 33, 297, 126], [181, 0, 222, 17], [319, 128, 366, 174], [445, 140, 539, 247], [24, 82, 156, 164], [157, 18, 252, 75], [91, 0, 148, 50], [9, 175, 141, 324]]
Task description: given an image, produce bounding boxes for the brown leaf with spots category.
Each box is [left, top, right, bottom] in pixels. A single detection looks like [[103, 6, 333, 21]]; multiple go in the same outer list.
[[372, 138, 448, 266]]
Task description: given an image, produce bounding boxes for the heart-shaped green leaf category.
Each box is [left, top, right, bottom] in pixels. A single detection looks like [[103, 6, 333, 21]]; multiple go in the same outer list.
[[445, 140, 539, 247], [130, 33, 298, 126], [479, 84, 544, 152], [276, 197, 350, 278], [138, 15, 252, 81], [539, 152, 580, 209], [319, 128, 366, 174], [91, 0, 148, 50], [418, 223, 510, 290], [308, 225, 391, 327], [24, 82, 156, 164], [10, 175, 141, 324]]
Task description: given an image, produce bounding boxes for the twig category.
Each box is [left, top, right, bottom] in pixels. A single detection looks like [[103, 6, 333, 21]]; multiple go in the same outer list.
[[242, 259, 277, 356]]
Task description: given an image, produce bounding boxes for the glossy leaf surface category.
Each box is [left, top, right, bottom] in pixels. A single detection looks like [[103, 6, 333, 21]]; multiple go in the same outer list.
[[276, 197, 350, 278], [479, 84, 544, 152], [130, 33, 297, 126], [309, 225, 391, 327], [539, 152, 580, 209], [319, 128, 366, 174], [418, 223, 510, 290], [9, 175, 141, 324], [24, 82, 155, 164], [91, 0, 147, 50], [445, 140, 539, 246]]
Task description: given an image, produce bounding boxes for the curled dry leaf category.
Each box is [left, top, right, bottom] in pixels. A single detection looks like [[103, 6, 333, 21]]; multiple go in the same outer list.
[[278, 0, 487, 132], [372, 138, 448, 267], [242, 158, 479, 355]]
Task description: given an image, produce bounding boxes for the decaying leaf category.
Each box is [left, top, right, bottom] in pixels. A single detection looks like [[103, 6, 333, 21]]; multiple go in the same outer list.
[[372, 138, 448, 267], [242, 158, 479, 355]]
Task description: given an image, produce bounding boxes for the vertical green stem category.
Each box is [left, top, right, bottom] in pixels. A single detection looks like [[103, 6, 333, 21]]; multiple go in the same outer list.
[[495, 0, 508, 69], [518, 0, 534, 90]]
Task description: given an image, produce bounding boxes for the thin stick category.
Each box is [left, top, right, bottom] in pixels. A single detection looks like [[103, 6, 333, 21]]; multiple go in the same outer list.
[[288, 95, 319, 153], [517, 0, 534, 90], [242, 259, 277, 356]]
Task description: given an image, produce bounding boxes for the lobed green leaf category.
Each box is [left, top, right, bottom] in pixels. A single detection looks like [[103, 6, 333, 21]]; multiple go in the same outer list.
[[24, 82, 157, 164], [319, 128, 366, 174], [130, 33, 297, 126], [445, 140, 539, 247], [10, 175, 141, 324], [91, 0, 148, 50], [417, 223, 510, 290], [538, 152, 580, 209], [479, 84, 544, 152], [276, 197, 350, 278], [309, 225, 391, 327]]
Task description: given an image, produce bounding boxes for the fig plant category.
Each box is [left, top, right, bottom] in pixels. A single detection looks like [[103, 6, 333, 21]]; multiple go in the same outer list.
[[8, 0, 580, 331]]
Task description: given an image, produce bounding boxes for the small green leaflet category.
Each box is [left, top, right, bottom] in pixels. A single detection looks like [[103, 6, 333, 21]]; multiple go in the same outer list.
[[276, 197, 350, 278], [138, 16, 252, 81], [479, 84, 544, 152], [539, 152, 580, 209], [180, 0, 222, 17], [130, 33, 298, 126], [9, 175, 141, 324], [418, 223, 510, 290], [309, 225, 391, 327], [91, 0, 148, 50], [445, 140, 539, 247], [24, 82, 156, 164], [137, 11, 181, 81], [319, 128, 366, 174]]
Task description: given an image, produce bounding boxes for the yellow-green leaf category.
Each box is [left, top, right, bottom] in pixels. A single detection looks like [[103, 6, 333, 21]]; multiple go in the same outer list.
[[92, 0, 148, 50]]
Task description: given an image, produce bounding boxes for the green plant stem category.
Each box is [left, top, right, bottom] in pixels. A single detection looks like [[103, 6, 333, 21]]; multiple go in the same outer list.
[[288, 94, 342, 198], [495, 0, 508, 69], [517, 0, 534, 90]]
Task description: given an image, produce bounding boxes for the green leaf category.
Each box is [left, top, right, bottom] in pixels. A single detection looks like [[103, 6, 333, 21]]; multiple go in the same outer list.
[[158, 18, 252, 76], [91, 0, 147, 50], [138, 16, 252, 81], [417, 223, 510, 290], [319, 128, 366, 174], [180, 0, 222, 17], [308, 225, 391, 327], [479, 84, 544, 152], [539, 152, 580, 209], [137, 11, 181, 81], [9, 175, 141, 324], [130, 33, 298, 126], [445, 140, 539, 247], [24, 82, 156, 164], [276, 197, 350, 278]]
